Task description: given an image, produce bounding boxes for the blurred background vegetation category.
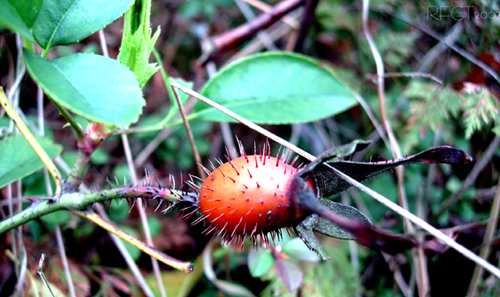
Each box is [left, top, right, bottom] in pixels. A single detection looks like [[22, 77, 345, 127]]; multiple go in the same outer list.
[[1, 0, 500, 296]]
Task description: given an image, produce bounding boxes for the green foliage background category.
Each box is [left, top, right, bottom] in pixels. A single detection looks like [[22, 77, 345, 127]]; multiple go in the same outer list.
[[1, 0, 499, 296]]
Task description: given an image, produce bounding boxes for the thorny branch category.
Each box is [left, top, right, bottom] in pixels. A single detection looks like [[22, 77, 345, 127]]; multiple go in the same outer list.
[[0, 186, 195, 234]]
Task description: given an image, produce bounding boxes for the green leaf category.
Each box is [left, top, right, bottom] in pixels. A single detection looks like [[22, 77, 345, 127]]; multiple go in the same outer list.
[[90, 147, 110, 165], [0, 135, 62, 189], [23, 171, 56, 197], [24, 50, 145, 128], [108, 200, 131, 223], [118, 26, 160, 86], [147, 217, 162, 238], [282, 238, 320, 262], [112, 164, 131, 183], [299, 241, 362, 296], [40, 210, 72, 230], [27, 221, 44, 242], [211, 279, 256, 297], [248, 248, 275, 277], [32, 0, 134, 50], [118, 0, 161, 88], [8, 0, 43, 28], [274, 256, 303, 291], [0, 0, 34, 41], [196, 52, 357, 124], [118, 225, 142, 261], [72, 223, 95, 239]]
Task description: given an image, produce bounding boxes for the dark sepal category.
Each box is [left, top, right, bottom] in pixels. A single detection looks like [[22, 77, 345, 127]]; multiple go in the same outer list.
[[289, 176, 417, 255], [295, 200, 372, 261], [314, 199, 372, 239], [300, 144, 472, 198], [295, 214, 330, 260]]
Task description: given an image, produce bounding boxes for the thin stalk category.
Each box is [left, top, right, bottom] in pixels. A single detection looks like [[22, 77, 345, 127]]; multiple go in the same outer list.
[[416, 22, 463, 73], [171, 82, 312, 160], [242, 0, 299, 28], [50, 99, 84, 141], [7, 35, 26, 104], [15, 181, 26, 294], [425, 129, 442, 203], [6, 250, 38, 297], [361, 0, 403, 163], [202, 0, 304, 61], [367, 72, 443, 85], [206, 62, 237, 161], [384, 254, 410, 296], [135, 128, 175, 167], [94, 205, 155, 297], [235, 0, 278, 51], [171, 85, 205, 178], [153, 48, 179, 128], [224, 20, 294, 66], [0, 88, 62, 196], [362, 0, 426, 294], [98, 30, 109, 57], [353, 93, 389, 149], [7, 183, 17, 280], [12, 182, 28, 297], [37, 87, 44, 135], [8, 35, 32, 297], [14, 245, 28, 297], [385, 12, 500, 85], [55, 226, 76, 297], [37, 254, 55, 297], [125, 123, 166, 134], [38, 79, 76, 297], [99, 24, 167, 296], [73, 210, 194, 273], [466, 177, 500, 297], [121, 133, 168, 297]]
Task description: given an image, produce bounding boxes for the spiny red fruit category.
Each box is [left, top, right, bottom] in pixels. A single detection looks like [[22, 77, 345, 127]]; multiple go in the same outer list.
[[198, 154, 303, 244], [196, 150, 419, 254]]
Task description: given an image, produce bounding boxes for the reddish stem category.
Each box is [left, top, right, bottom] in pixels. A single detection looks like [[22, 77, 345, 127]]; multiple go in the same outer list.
[[203, 0, 305, 61], [65, 123, 113, 192], [293, 0, 320, 52]]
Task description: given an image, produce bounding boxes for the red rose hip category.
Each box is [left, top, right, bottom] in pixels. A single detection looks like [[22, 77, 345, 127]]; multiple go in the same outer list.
[[198, 154, 299, 243]]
